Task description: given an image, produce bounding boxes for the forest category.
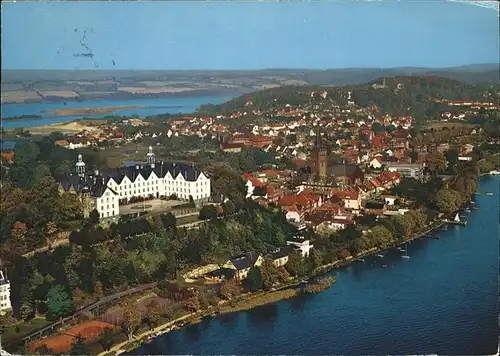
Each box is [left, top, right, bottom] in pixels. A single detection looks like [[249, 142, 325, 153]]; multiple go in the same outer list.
[[199, 76, 500, 119]]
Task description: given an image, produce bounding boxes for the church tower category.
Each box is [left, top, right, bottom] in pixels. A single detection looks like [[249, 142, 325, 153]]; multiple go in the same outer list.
[[76, 154, 86, 177], [146, 146, 156, 168], [311, 126, 327, 179]]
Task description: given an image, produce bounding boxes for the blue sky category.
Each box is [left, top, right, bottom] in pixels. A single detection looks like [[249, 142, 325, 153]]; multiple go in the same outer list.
[[2, 1, 498, 70]]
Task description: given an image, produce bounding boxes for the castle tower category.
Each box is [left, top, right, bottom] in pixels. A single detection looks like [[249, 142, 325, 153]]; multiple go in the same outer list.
[[76, 154, 86, 177], [146, 146, 156, 168], [311, 125, 327, 179]]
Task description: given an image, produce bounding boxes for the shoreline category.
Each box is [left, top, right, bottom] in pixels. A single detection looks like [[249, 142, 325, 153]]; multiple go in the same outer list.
[[106, 220, 447, 355]]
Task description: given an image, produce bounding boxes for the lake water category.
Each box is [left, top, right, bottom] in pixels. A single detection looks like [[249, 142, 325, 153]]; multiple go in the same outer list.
[[133, 176, 499, 355], [1, 95, 235, 130]]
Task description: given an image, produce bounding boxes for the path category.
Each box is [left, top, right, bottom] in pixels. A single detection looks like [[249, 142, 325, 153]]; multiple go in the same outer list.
[[17, 283, 156, 345], [100, 313, 195, 356], [22, 238, 70, 258]]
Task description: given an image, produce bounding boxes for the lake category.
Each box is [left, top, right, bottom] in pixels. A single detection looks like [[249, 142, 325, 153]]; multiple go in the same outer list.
[[1, 95, 235, 130], [132, 176, 499, 355]]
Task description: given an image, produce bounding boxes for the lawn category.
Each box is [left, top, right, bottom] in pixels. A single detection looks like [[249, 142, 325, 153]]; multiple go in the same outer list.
[[423, 121, 478, 130], [2, 317, 50, 344], [177, 214, 202, 226]]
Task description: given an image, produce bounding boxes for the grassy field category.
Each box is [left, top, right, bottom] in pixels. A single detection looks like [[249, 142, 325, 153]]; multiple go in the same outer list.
[[103, 143, 151, 168], [177, 214, 202, 226], [423, 121, 479, 130], [2, 317, 50, 344]]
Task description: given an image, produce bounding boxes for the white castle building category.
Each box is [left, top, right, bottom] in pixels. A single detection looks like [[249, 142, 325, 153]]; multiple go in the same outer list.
[[0, 270, 11, 312], [59, 147, 211, 219]]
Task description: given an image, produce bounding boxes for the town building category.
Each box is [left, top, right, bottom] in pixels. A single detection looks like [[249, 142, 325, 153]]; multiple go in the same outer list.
[[59, 147, 211, 219], [286, 237, 313, 257], [311, 126, 327, 179], [386, 163, 424, 180], [0, 270, 11, 312], [222, 252, 263, 280]]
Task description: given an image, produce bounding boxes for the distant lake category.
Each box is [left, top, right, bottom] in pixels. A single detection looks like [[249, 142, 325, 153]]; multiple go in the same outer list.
[[1, 140, 19, 150], [1, 95, 235, 130]]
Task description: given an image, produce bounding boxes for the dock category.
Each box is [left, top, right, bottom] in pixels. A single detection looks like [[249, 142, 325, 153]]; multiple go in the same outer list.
[[443, 219, 467, 226]]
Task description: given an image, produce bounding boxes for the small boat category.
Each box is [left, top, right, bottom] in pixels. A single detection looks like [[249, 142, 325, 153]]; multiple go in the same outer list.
[[358, 258, 365, 262], [397, 247, 404, 252], [472, 206, 480, 210], [376, 253, 385, 258], [401, 244, 410, 259], [486, 192, 493, 196], [144, 337, 154, 344], [464, 208, 471, 213], [381, 264, 387, 268]]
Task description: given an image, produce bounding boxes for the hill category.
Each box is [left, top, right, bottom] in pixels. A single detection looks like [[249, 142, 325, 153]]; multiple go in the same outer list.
[[198, 76, 500, 118], [2, 64, 498, 104]]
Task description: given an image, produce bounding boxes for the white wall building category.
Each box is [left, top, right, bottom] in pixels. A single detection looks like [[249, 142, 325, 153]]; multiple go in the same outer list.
[[286, 237, 313, 257], [0, 271, 11, 312], [59, 147, 211, 219]]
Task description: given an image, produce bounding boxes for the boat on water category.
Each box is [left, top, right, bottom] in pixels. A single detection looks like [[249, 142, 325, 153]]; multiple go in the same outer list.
[[472, 206, 480, 210], [444, 212, 467, 226], [397, 246, 404, 252], [376, 253, 385, 258], [486, 192, 493, 196], [401, 244, 410, 259], [463, 208, 471, 213]]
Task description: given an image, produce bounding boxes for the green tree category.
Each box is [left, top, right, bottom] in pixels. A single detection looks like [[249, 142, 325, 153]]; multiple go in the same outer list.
[[426, 151, 447, 176], [445, 149, 459, 169], [369, 226, 395, 249], [19, 285, 35, 320], [434, 188, 460, 214], [184, 296, 201, 313], [285, 251, 308, 278], [244, 267, 263, 292], [145, 300, 161, 330], [69, 336, 88, 355], [89, 209, 100, 224], [221, 200, 236, 216], [476, 158, 495, 173], [46, 285, 75, 321], [259, 259, 282, 291], [34, 344, 52, 355], [199, 205, 218, 220], [219, 279, 240, 300], [308, 249, 323, 272], [98, 328, 114, 351], [160, 212, 177, 230], [121, 302, 141, 342]]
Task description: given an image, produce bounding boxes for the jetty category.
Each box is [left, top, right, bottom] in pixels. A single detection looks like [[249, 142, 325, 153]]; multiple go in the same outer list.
[[443, 212, 467, 226]]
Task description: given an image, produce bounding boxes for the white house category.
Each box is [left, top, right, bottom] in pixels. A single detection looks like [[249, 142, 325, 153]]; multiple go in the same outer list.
[[285, 207, 301, 223], [383, 195, 397, 206], [59, 147, 211, 219], [286, 237, 313, 257], [369, 156, 383, 169], [0, 271, 11, 312]]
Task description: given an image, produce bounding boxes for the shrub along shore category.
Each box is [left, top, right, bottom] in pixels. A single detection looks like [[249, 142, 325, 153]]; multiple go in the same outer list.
[[105, 218, 448, 356]]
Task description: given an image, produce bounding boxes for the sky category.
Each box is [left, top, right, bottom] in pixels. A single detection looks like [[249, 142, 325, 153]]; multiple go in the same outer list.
[[1, 0, 499, 70]]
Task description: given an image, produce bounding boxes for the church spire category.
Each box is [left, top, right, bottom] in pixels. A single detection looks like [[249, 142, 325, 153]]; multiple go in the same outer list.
[[76, 154, 86, 177], [146, 146, 156, 167], [315, 125, 322, 148]]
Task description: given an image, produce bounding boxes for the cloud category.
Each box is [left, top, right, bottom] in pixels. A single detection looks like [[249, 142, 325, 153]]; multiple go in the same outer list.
[[445, 0, 499, 11]]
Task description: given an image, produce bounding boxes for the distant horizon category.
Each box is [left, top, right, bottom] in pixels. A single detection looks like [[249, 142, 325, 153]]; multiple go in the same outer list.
[[3, 63, 499, 72]]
